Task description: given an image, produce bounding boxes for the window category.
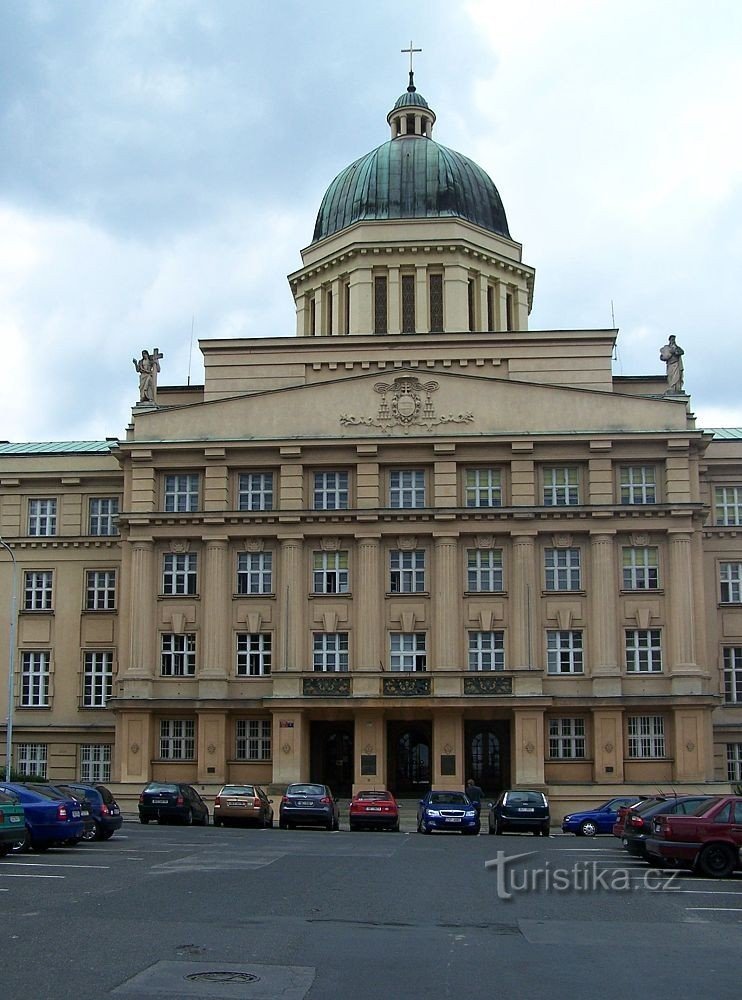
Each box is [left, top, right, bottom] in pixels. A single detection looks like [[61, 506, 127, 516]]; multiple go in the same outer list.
[[28, 498, 57, 536], [548, 718, 586, 759], [390, 549, 425, 593], [236, 633, 272, 676], [429, 273, 443, 333], [390, 632, 427, 672], [714, 486, 742, 526], [163, 474, 199, 513], [85, 569, 116, 611], [466, 549, 504, 592], [544, 548, 581, 591], [719, 562, 742, 603], [546, 631, 583, 674], [467, 278, 475, 332], [83, 651, 113, 707], [468, 631, 505, 671], [236, 720, 272, 761], [237, 552, 273, 595], [162, 553, 198, 596], [313, 471, 349, 510], [313, 633, 349, 672], [389, 469, 425, 508], [627, 715, 665, 758], [622, 547, 659, 590], [723, 647, 742, 703], [312, 550, 349, 594], [625, 629, 663, 673], [23, 570, 53, 611], [160, 634, 196, 677], [728, 743, 742, 782], [543, 468, 579, 506], [238, 472, 274, 511], [620, 466, 657, 504], [89, 497, 119, 536], [159, 719, 195, 760], [80, 744, 112, 782], [16, 743, 47, 778], [401, 274, 416, 333], [20, 651, 50, 707], [374, 275, 388, 334], [465, 468, 502, 507]]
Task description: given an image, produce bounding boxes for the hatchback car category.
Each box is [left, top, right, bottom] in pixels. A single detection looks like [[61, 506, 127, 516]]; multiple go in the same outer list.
[[488, 790, 550, 836], [57, 782, 123, 841], [0, 782, 85, 853], [213, 784, 273, 828], [42, 784, 96, 842], [349, 790, 400, 831], [619, 795, 713, 858], [138, 782, 209, 825], [0, 789, 26, 856], [279, 783, 339, 830], [417, 790, 480, 835], [561, 796, 645, 837]]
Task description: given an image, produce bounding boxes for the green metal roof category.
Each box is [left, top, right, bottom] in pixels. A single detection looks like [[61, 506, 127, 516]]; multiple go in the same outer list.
[[709, 428, 742, 439], [392, 90, 430, 110], [0, 441, 115, 455]]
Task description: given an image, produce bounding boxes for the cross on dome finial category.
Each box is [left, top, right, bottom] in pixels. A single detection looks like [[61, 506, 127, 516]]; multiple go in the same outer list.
[[401, 40, 422, 91]]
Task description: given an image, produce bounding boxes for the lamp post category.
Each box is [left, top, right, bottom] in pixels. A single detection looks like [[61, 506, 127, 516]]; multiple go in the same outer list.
[[0, 537, 18, 782]]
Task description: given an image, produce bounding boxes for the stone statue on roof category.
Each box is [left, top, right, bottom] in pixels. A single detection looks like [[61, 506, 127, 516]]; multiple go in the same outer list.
[[133, 348, 163, 404], [660, 335, 684, 393]]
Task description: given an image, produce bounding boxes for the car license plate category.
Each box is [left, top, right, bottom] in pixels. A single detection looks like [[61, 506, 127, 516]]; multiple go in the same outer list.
[[9, 815, 21, 824], [72, 810, 81, 818], [229, 801, 246, 808], [152, 798, 168, 805], [367, 807, 382, 812], [445, 817, 461, 823], [518, 808, 535, 813]]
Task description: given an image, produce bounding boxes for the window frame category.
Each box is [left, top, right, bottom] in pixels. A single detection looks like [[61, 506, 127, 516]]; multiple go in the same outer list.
[[16, 743, 48, 778], [389, 469, 426, 509], [27, 497, 57, 537], [162, 552, 198, 596], [237, 551, 273, 595], [389, 549, 426, 594], [80, 744, 112, 782], [389, 632, 427, 672], [20, 651, 51, 707], [625, 628, 663, 673], [627, 715, 666, 759], [160, 633, 197, 677], [622, 546, 659, 591], [467, 630, 505, 672], [23, 570, 53, 611], [546, 630, 584, 675], [542, 467, 580, 507], [465, 467, 503, 508], [723, 647, 742, 704], [312, 470, 350, 511], [88, 496, 120, 536], [466, 548, 504, 593], [548, 717, 586, 759], [727, 743, 742, 782], [236, 632, 272, 677], [236, 719, 272, 761], [619, 465, 658, 505], [159, 719, 196, 760], [237, 472, 274, 512], [163, 473, 200, 513], [312, 550, 349, 595], [544, 547, 582, 591], [82, 650, 113, 708], [312, 632, 350, 673], [714, 486, 742, 526], [85, 569, 117, 611], [719, 562, 742, 604]]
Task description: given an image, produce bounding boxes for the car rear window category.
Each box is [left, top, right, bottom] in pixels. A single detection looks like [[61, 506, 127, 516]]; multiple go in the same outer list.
[[357, 791, 392, 801], [220, 786, 255, 796], [430, 793, 468, 806], [0, 789, 18, 804], [26, 785, 65, 800], [505, 792, 546, 807], [287, 784, 325, 796], [145, 783, 179, 792], [96, 785, 115, 805]]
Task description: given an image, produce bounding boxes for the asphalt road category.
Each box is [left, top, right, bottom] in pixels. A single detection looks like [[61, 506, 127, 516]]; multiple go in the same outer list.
[[2, 819, 741, 999]]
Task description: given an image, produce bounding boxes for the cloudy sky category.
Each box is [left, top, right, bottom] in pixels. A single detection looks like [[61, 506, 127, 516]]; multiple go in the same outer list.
[[1, 0, 741, 442]]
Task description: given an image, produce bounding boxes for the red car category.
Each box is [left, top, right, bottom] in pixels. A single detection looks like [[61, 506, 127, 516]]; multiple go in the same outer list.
[[645, 795, 742, 877], [349, 790, 400, 832]]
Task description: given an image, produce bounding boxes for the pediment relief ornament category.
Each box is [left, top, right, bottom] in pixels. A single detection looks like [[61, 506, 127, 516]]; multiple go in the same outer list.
[[244, 538, 265, 553], [169, 539, 191, 553], [397, 536, 418, 551], [340, 376, 474, 434], [630, 533, 651, 547], [474, 535, 496, 550], [552, 533, 573, 549], [320, 536, 341, 551]]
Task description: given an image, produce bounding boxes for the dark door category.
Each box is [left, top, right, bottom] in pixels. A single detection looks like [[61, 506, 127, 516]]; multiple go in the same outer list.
[[309, 722, 354, 797], [387, 721, 432, 797], [465, 721, 510, 796]]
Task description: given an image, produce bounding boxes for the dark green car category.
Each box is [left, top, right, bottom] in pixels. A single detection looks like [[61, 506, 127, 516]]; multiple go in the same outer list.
[[0, 788, 27, 856]]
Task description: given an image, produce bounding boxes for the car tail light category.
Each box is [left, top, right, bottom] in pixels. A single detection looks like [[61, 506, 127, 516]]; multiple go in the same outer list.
[[138, 793, 144, 803], [176, 795, 184, 806], [629, 815, 645, 829], [253, 798, 261, 809], [281, 796, 288, 804], [214, 796, 222, 806], [320, 796, 331, 805], [100, 804, 109, 816], [57, 804, 69, 820], [0, 810, 4, 823]]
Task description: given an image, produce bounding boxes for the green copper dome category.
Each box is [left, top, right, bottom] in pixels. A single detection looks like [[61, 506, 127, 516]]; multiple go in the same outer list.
[[392, 90, 430, 110]]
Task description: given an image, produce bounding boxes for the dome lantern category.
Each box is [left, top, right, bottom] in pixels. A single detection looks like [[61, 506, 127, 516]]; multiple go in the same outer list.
[[386, 71, 437, 139]]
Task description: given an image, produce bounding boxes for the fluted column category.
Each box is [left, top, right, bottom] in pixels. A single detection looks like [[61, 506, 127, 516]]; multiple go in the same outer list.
[[201, 538, 229, 678], [433, 534, 459, 669], [511, 534, 538, 669], [127, 539, 155, 677], [668, 531, 696, 670], [280, 536, 305, 671], [356, 536, 381, 670], [589, 532, 618, 675]]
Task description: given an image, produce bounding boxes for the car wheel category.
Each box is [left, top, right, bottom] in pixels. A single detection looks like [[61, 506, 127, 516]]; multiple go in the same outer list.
[[392, 821, 400, 832], [580, 820, 598, 838], [279, 819, 287, 830], [82, 824, 98, 842], [349, 823, 357, 831], [184, 809, 193, 826], [541, 824, 550, 837], [200, 812, 209, 826], [325, 820, 334, 831], [213, 817, 222, 827], [332, 817, 340, 832], [10, 829, 31, 854], [697, 842, 736, 879], [101, 829, 115, 841], [139, 817, 150, 825]]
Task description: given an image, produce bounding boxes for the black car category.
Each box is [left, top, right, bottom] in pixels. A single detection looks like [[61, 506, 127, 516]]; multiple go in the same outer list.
[[279, 783, 340, 830], [488, 789, 550, 836], [57, 782, 123, 841], [620, 795, 713, 858], [138, 782, 209, 826]]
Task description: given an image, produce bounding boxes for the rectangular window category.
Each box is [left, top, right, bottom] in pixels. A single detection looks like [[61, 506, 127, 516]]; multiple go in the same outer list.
[[238, 472, 274, 511], [546, 630, 583, 674], [85, 569, 117, 611], [548, 718, 586, 759], [89, 497, 119, 536], [465, 468, 502, 507], [714, 486, 742, 526], [312, 550, 349, 594], [83, 651, 113, 707], [159, 719, 195, 760], [543, 468, 579, 506], [20, 651, 50, 707], [28, 498, 57, 536], [486, 284, 494, 332], [468, 631, 505, 671], [401, 274, 416, 333], [622, 547, 659, 590], [429, 273, 443, 333], [544, 548, 581, 591], [237, 552, 273, 595], [236, 719, 272, 761], [625, 629, 663, 673], [163, 474, 199, 513], [162, 553, 198, 596], [627, 715, 665, 758], [466, 549, 504, 592], [313, 633, 349, 672], [390, 632, 427, 672], [16, 743, 47, 778], [313, 471, 349, 510], [719, 562, 742, 603], [467, 278, 475, 332], [723, 647, 742, 704], [23, 570, 53, 611], [80, 744, 112, 782], [728, 743, 742, 782], [160, 634, 196, 677], [389, 469, 425, 508], [620, 466, 657, 504], [236, 633, 272, 676], [390, 549, 425, 593], [374, 275, 388, 335]]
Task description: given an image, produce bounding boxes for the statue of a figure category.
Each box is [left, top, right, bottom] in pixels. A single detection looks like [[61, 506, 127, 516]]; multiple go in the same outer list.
[[659, 335, 684, 393], [133, 348, 163, 404]]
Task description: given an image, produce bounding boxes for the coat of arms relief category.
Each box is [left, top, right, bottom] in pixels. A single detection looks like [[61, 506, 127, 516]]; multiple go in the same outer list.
[[339, 376, 475, 434]]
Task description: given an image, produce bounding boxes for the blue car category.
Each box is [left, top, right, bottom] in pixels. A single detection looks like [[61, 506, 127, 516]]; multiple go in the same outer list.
[[55, 782, 123, 841], [0, 782, 85, 853], [417, 790, 480, 835], [561, 796, 645, 837]]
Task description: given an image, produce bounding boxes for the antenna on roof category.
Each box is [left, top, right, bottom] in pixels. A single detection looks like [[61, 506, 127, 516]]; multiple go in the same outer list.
[[610, 300, 618, 361], [187, 315, 195, 386]]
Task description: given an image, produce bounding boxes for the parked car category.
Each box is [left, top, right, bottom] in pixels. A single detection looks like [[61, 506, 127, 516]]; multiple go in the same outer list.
[[562, 796, 646, 837], [0, 789, 26, 857], [138, 782, 209, 826], [213, 784, 273, 828], [349, 790, 400, 831], [645, 795, 742, 877], [55, 782, 123, 841], [37, 784, 96, 842], [278, 783, 340, 830], [619, 795, 713, 858], [488, 790, 550, 836], [0, 781, 85, 853], [417, 790, 480, 835]]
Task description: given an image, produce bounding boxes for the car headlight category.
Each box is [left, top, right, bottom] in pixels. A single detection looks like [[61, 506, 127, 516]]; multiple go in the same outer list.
[[563, 815, 572, 822], [465, 811, 477, 818], [426, 809, 441, 818]]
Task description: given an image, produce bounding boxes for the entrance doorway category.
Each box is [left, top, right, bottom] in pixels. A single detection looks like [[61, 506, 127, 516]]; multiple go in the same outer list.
[[387, 721, 432, 796], [464, 721, 510, 796], [309, 722, 354, 797]]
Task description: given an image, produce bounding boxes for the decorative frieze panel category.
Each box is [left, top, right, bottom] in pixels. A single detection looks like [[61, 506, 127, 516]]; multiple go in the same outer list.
[[340, 376, 474, 434], [382, 676, 431, 697], [302, 676, 351, 697], [463, 675, 513, 696]]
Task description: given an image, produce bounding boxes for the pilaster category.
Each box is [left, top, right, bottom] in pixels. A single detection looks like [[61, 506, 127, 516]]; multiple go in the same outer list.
[[200, 537, 230, 696], [513, 709, 545, 786], [511, 533, 538, 669], [433, 534, 459, 669], [280, 536, 305, 670], [356, 535, 381, 670]]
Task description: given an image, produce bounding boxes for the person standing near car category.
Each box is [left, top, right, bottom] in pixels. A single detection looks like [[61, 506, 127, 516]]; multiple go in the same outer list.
[[465, 778, 483, 813]]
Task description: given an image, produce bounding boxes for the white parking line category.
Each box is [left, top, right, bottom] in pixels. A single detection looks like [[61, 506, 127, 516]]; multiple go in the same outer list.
[[0, 873, 65, 879], [666, 889, 742, 895], [0, 862, 110, 869], [685, 907, 742, 912]]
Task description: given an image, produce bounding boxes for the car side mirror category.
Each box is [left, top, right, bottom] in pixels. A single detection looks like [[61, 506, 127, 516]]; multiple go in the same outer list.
[[419, 799, 424, 806]]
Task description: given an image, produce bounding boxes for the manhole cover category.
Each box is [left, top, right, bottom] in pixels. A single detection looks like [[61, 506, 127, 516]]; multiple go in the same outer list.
[[186, 972, 260, 984]]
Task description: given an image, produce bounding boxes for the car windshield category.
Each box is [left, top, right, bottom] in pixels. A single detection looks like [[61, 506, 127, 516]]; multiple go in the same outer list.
[[357, 791, 392, 801], [220, 786, 255, 796], [505, 792, 545, 807], [287, 784, 325, 796], [430, 793, 468, 806]]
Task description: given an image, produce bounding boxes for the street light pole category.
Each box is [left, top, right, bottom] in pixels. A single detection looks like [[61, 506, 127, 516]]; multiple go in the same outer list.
[[0, 537, 18, 782]]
